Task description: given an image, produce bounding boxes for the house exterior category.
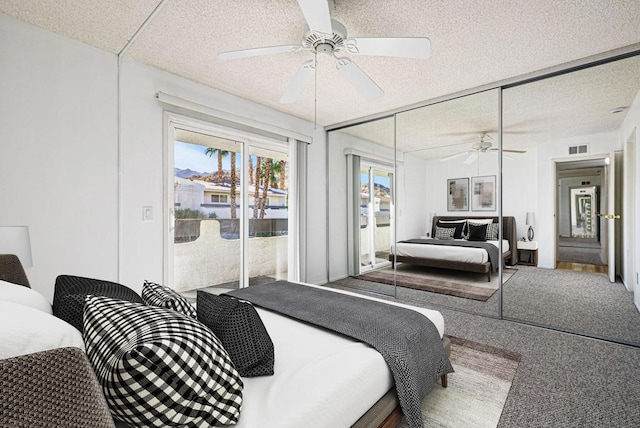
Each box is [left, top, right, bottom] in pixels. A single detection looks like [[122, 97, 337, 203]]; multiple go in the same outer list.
[[174, 176, 288, 219]]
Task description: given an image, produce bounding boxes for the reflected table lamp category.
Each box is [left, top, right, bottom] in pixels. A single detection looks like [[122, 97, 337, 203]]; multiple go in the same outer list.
[[525, 213, 535, 241]]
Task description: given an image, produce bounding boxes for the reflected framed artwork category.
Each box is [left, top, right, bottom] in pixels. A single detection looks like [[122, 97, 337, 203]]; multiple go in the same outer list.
[[447, 178, 469, 211], [471, 175, 496, 211]]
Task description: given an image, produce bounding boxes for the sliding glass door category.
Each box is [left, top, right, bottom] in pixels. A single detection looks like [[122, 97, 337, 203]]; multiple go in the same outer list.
[[166, 114, 296, 292], [360, 163, 393, 273], [246, 145, 290, 286]]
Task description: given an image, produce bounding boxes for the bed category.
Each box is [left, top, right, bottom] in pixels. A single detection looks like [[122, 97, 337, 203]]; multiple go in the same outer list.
[[224, 282, 450, 428], [1, 256, 450, 428], [390, 216, 518, 281]]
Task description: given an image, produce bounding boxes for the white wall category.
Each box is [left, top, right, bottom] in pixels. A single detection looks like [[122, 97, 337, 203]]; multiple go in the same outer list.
[[118, 59, 326, 291], [620, 89, 640, 300], [0, 14, 328, 300], [0, 14, 118, 301], [424, 149, 538, 237]]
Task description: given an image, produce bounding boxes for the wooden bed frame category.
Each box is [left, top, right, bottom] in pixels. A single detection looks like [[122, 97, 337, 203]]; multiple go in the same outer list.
[[389, 216, 518, 282]]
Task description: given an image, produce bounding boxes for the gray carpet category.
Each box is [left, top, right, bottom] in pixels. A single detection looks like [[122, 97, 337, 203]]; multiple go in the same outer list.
[[503, 266, 640, 345], [322, 284, 640, 427], [332, 266, 640, 346]]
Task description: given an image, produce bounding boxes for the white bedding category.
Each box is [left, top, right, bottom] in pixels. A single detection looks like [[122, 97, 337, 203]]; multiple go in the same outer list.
[[395, 239, 510, 264], [228, 283, 444, 428]]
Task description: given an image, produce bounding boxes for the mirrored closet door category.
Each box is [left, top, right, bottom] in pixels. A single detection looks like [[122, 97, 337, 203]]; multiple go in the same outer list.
[[327, 116, 397, 296], [501, 53, 640, 346], [392, 89, 502, 318]]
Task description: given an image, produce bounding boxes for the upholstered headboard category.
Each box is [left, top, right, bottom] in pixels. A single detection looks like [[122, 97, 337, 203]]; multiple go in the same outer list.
[[431, 216, 518, 265], [0, 254, 30, 288]]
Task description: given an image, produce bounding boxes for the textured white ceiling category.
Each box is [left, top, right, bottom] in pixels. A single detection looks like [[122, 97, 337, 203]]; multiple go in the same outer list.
[[1, 0, 640, 128], [337, 54, 640, 159]]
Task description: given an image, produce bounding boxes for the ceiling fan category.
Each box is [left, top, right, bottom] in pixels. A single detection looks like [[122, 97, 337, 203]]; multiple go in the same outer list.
[[440, 133, 526, 164], [218, 0, 431, 104]]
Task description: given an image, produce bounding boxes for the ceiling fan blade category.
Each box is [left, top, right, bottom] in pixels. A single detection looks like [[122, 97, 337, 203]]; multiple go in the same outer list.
[[335, 57, 383, 101], [344, 37, 431, 58], [440, 151, 469, 162], [296, 0, 333, 34], [219, 44, 301, 60], [279, 59, 315, 104], [488, 148, 527, 154], [463, 153, 478, 164]]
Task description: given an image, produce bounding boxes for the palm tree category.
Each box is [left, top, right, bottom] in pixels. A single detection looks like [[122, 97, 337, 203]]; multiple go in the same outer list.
[[229, 152, 237, 219], [205, 146, 236, 219], [248, 155, 254, 185], [253, 156, 262, 218], [279, 159, 286, 190], [270, 159, 282, 189], [260, 158, 273, 219], [204, 147, 228, 184]]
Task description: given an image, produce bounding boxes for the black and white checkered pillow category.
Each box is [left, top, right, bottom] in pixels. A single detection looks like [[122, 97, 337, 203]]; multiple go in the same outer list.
[[435, 226, 456, 240], [83, 295, 243, 427], [197, 292, 275, 377], [142, 280, 196, 318], [486, 223, 499, 240]]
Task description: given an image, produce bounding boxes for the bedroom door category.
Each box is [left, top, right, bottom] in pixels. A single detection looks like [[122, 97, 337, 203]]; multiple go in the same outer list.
[[360, 164, 393, 273]]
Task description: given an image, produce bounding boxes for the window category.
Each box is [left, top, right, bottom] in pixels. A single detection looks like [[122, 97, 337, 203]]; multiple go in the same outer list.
[[211, 194, 228, 203]]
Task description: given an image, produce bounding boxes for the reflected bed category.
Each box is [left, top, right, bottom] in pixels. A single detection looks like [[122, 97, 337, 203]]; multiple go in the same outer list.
[[390, 216, 518, 281]]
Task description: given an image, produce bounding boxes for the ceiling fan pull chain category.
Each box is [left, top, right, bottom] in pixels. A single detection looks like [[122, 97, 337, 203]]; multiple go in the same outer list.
[[314, 50, 318, 129]]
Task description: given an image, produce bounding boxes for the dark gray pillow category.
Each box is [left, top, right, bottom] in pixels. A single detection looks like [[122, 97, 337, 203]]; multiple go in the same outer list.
[[197, 291, 274, 377], [52, 275, 142, 332]]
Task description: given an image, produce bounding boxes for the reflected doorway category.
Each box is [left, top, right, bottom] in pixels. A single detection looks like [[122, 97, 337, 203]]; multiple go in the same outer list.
[[556, 160, 609, 274]]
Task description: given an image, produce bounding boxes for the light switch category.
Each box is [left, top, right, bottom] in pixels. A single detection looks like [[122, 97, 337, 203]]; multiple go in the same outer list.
[[143, 206, 153, 222]]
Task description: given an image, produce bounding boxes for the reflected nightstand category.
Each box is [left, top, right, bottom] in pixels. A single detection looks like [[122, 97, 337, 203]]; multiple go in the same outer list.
[[517, 240, 538, 266]]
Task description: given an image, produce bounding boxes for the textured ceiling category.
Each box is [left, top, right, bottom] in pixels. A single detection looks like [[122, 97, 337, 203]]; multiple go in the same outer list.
[[1, 0, 640, 128], [337, 54, 640, 159]]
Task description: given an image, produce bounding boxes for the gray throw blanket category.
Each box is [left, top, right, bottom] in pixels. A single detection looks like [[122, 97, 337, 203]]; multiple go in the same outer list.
[[400, 238, 503, 271], [226, 281, 453, 428]]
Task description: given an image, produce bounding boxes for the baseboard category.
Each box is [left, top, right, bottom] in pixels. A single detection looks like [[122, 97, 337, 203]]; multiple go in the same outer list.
[[329, 274, 349, 282]]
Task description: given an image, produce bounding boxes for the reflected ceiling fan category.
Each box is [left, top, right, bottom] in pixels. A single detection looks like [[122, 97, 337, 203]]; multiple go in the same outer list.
[[218, 0, 431, 104], [440, 133, 526, 164]]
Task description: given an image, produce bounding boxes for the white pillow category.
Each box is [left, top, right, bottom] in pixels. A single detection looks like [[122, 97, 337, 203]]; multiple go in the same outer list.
[[0, 301, 85, 359], [0, 279, 52, 314], [467, 218, 494, 224]]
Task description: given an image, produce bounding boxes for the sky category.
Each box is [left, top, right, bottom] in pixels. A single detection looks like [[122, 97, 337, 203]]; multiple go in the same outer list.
[[360, 172, 391, 189], [174, 140, 238, 172]]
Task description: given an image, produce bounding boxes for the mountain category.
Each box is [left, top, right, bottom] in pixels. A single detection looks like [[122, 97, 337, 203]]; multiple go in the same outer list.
[[174, 168, 211, 178]]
